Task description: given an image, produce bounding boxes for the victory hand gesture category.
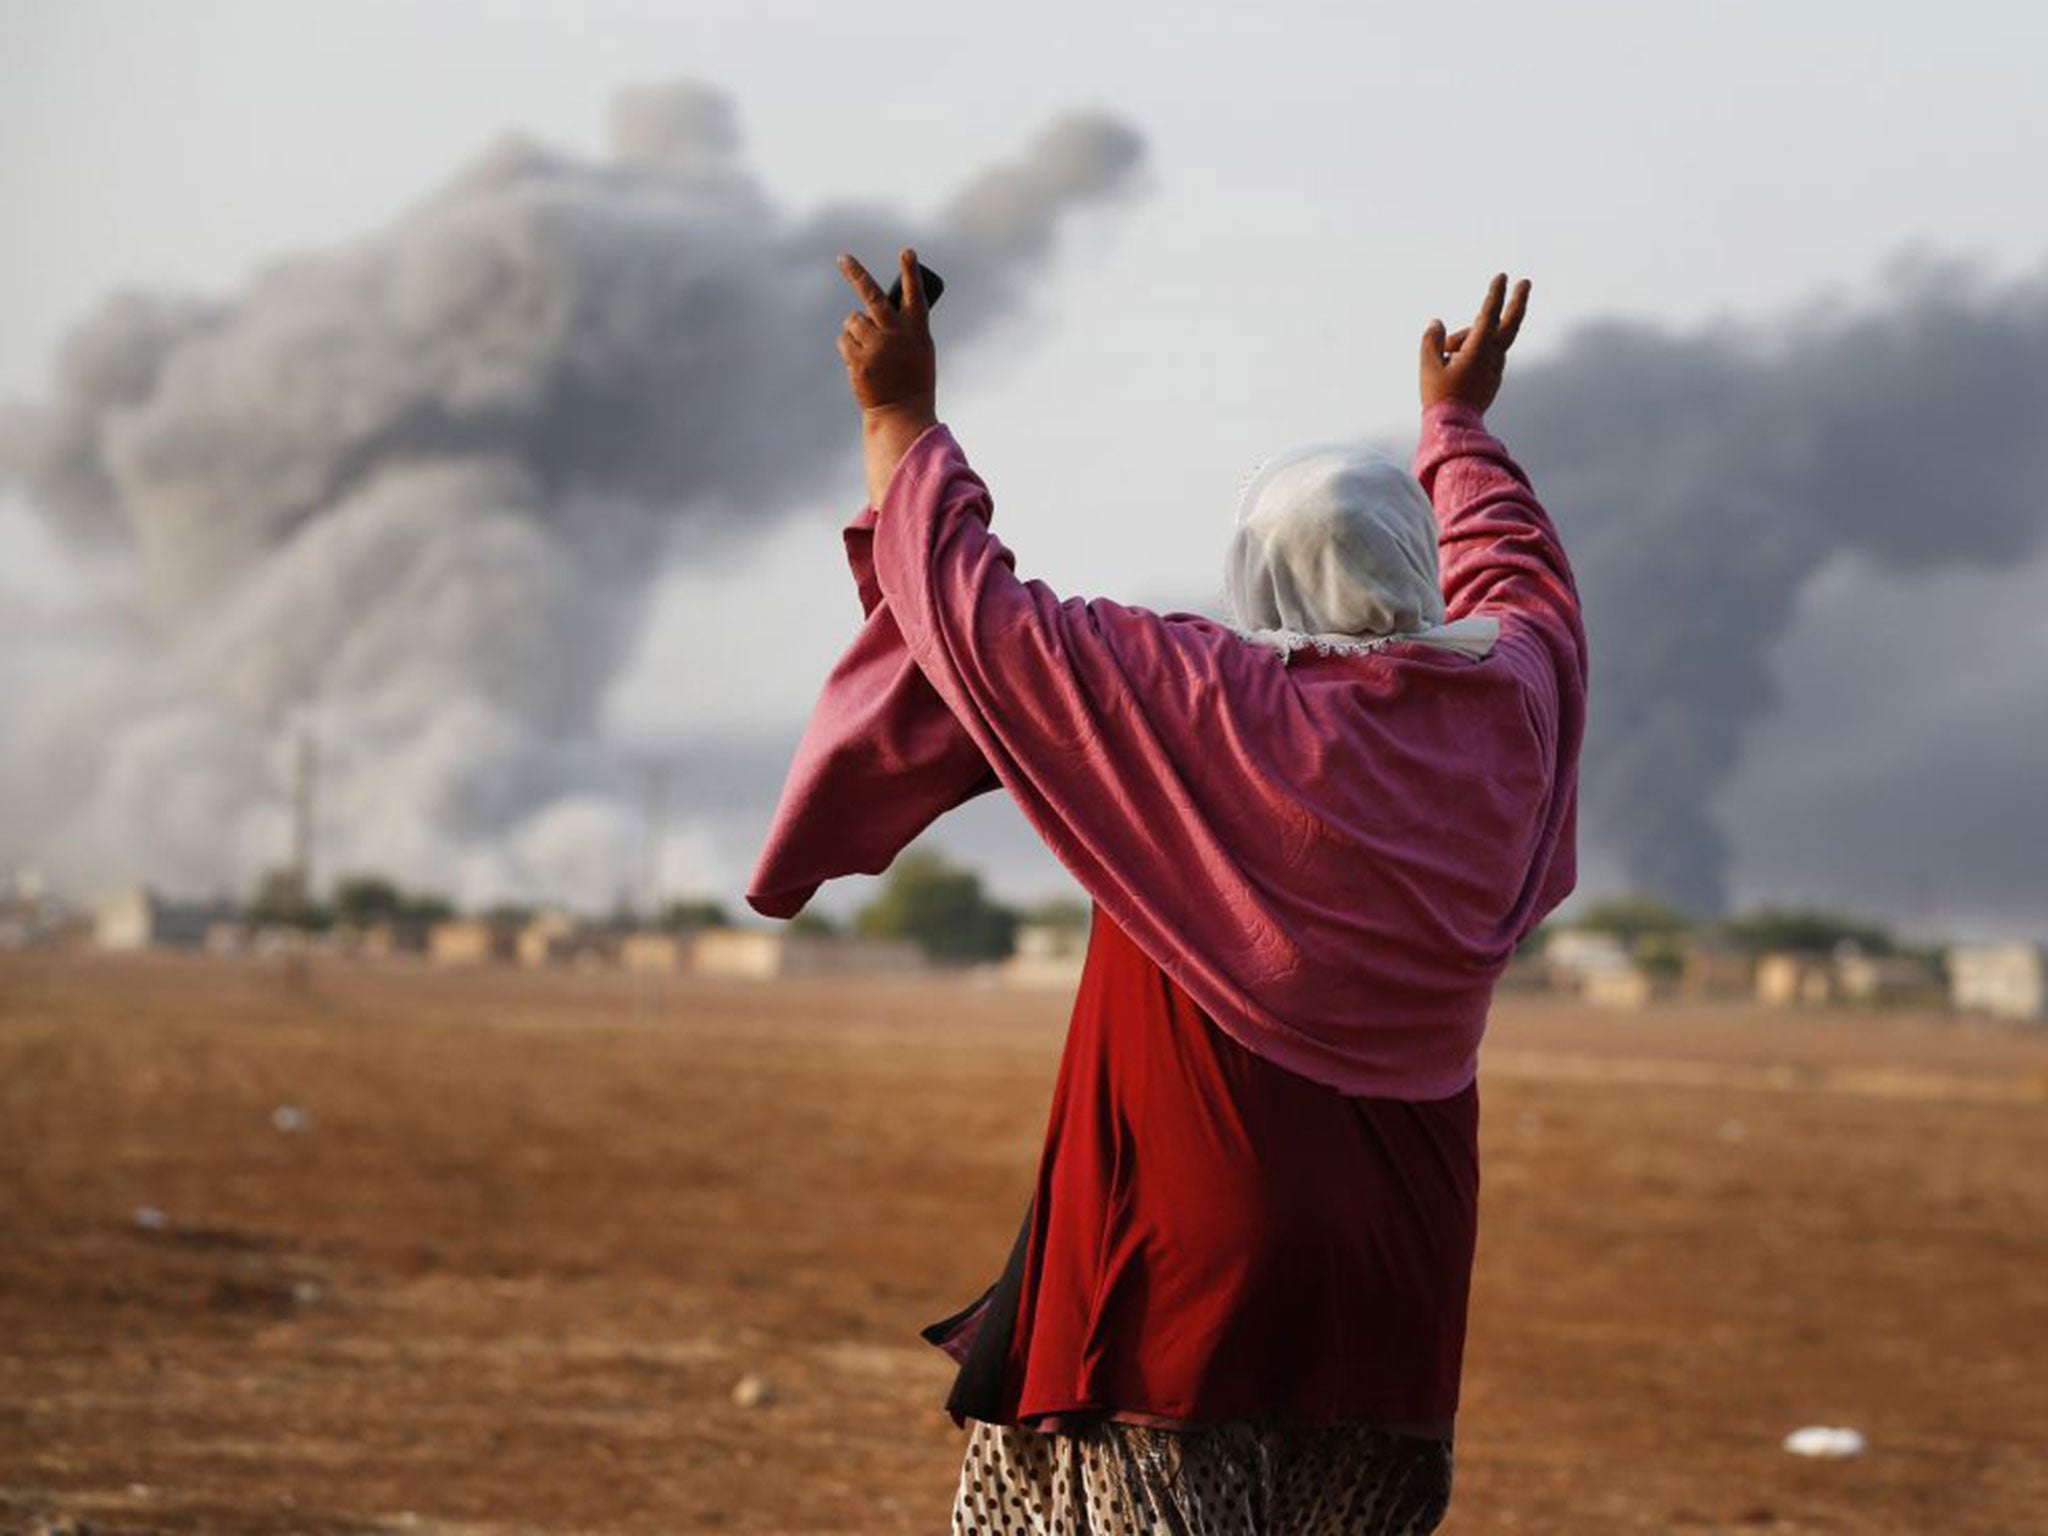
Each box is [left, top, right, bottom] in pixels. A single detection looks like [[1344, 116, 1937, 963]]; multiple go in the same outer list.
[[1420, 274, 1532, 416], [837, 248, 937, 419]]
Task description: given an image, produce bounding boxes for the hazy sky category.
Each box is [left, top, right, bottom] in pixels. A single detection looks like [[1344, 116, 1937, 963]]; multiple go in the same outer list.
[[3, 0, 2045, 936]]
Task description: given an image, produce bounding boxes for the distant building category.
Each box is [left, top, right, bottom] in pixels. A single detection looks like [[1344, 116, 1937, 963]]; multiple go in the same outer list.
[[1582, 964, 1670, 1011], [249, 923, 320, 958], [1541, 928, 1634, 994], [692, 928, 925, 980], [0, 869, 79, 950], [93, 886, 216, 951], [1755, 951, 1836, 1007], [1002, 921, 1088, 988], [203, 920, 253, 957], [517, 911, 600, 968], [1679, 938, 1753, 1001], [427, 919, 517, 965], [619, 931, 699, 973], [0, 909, 32, 951], [1946, 943, 2047, 1022], [1832, 947, 1941, 1005], [357, 920, 428, 959]]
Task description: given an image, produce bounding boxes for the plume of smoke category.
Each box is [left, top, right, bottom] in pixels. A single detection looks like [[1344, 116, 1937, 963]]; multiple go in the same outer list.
[[1490, 254, 2048, 915], [0, 81, 1145, 908]]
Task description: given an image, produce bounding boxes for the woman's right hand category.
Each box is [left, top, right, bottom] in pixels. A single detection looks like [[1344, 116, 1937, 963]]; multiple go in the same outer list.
[[1420, 273, 1531, 415]]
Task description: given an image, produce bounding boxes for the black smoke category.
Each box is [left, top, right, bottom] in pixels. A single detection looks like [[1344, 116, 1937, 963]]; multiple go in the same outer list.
[[1491, 255, 2048, 915]]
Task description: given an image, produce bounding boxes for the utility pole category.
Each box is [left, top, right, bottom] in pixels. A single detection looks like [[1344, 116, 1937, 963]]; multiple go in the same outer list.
[[293, 732, 318, 910], [636, 757, 673, 1024], [640, 758, 670, 926], [285, 731, 317, 993]]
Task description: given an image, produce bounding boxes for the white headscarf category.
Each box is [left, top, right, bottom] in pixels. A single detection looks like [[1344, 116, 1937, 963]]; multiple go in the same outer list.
[[1223, 442, 1499, 662]]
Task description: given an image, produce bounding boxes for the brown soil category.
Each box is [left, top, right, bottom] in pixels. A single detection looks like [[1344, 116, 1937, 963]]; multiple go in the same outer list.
[[2, 953, 2044, 1534]]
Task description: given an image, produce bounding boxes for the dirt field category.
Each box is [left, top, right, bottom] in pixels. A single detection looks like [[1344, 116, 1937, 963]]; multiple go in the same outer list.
[[3, 953, 2045, 1535]]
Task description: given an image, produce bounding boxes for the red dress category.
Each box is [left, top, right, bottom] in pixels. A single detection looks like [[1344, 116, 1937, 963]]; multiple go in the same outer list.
[[923, 904, 1480, 1435]]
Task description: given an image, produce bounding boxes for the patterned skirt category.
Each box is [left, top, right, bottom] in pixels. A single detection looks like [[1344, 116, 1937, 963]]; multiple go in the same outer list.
[[951, 1416, 1453, 1535]]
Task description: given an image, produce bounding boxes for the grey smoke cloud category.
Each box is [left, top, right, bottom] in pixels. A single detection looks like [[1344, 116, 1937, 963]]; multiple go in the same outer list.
[[0, 80, 1145, 906], [1490, 254, 2048, 915]]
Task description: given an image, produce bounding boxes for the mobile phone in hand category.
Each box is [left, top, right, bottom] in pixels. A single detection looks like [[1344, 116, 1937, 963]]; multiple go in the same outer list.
[[886, 262, 946, 311]]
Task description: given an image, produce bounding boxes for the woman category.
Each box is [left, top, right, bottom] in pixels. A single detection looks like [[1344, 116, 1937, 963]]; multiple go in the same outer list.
[[750, 252, 1585, 1534]]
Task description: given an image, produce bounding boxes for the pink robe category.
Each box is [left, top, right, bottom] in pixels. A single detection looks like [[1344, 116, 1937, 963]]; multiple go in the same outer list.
[[747, 400, 1585, 1100]]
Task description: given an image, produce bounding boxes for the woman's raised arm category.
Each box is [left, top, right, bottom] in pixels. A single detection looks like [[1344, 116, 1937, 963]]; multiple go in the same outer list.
[[1411, 276, 1586, 753]]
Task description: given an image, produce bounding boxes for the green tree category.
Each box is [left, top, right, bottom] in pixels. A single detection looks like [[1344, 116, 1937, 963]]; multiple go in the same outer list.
[[399, 893, 456, 925], [330, 874, 452, 928], [1635, 930, 1688, 979], [1021, 894, 1091, 931], [788, 908, 840, 937], [1574, 895, 1694, 947], [247, 867, 330, 929], [661, 898, 733, 932], [1722, 906, 1895, 956], [331, 874, 404, 927], [855, 849, 1018, 963]]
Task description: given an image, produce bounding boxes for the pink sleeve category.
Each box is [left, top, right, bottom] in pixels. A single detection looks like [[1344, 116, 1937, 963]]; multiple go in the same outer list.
[[743, 496, 997, 919], [842, 504, 885, 616], [1412, 400, 1589, 759], [864, 424, 1312, 984]]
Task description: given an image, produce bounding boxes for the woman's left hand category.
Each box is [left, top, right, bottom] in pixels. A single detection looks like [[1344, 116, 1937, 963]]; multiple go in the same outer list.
[[1420, 273, 1531, 416], [837, 249, 937, 419]]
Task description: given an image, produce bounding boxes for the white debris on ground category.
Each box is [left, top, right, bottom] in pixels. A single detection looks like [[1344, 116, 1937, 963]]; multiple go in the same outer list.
[[131, 1206, 168, 1231], [272, 1104, 311, 1133], [731, 1373, 776, 1408], [1783, 1425, 1867, 1458]]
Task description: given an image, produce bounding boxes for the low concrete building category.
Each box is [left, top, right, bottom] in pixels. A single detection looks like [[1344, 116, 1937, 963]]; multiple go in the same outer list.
[[1946, 942, 2046, 1021], [94, 886, 215, 951], [0, 872, 80, 950], [693, 927, 925, 979], [1583, 964, 1669, 1011], [2, 903, 89, 950], [1003, 921, 1089, 988], [1541, 928, 1634, 994], [249, 923, 318, 957], [517, 911, 596, 968], [693, 928, 797, 979], [619, 931, 698, 973], [1679, 939, 1753, 1001], [1833, 947, 1941, 1005], [203, 920, 253, 957], [1756, 951, 1836, 1007], [357, 920, 428, 959], [428, 918, 517, 965]]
